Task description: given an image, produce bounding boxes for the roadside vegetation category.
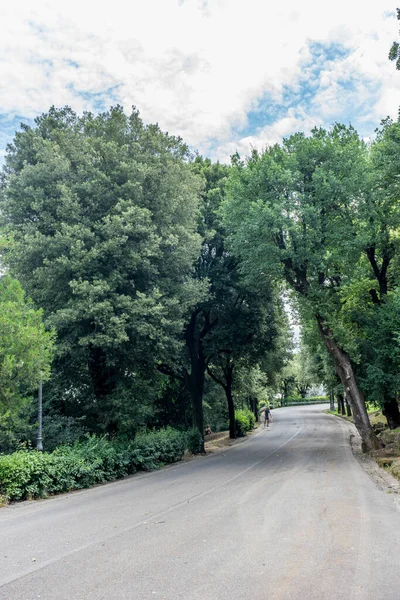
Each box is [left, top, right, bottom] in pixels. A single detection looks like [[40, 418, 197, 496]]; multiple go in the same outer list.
[[0, 428, 186, 503], [1, 46, 400, 498], [330, 408, 400, 482]]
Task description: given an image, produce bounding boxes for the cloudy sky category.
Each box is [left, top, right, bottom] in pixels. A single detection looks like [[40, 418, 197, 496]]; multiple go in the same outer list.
[[1, 1, 399, 163]]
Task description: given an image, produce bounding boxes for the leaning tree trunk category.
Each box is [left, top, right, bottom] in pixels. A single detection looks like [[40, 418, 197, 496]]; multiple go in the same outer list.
[[316, 317, 381, 452]]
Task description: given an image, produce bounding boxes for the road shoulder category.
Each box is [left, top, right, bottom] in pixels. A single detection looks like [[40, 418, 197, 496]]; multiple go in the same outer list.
[[329, 413, 400, 510]]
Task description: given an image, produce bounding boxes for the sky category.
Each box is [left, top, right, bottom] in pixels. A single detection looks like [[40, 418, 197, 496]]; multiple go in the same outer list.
[[1, 0, 399, 164]]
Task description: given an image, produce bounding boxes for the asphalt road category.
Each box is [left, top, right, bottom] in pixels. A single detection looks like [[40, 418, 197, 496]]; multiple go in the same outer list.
[[1, 405, 400, 600]]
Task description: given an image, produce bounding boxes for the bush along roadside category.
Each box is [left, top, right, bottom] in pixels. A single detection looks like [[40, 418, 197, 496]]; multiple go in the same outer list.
[[282, 396, 329, 406], [234, 408, 256, 437], [0, 427, 186, 503]]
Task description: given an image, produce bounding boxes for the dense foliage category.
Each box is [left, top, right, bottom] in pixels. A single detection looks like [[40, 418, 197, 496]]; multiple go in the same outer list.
[[0, 428, 186, 502], [0, 106, 291, 467], [222, 123, 400, 451], [234, 408, 256, 437], [0, 276, 54, 452], [0, 106, 204, 437], [1, 101, 399, 470]]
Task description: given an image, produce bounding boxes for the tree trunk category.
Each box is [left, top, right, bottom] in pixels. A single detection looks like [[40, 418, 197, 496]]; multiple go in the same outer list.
[[225, 365, 235, 439], [337, 393, 346, 415], [183, 367, 205, 452], [365, 247, 399, 430], [329, 387, 335, 411], [251, 396, 258, 420], [297, 385, 309, 398], [316, 316, 381, 452], [345, 395, 352, 417], [382, 398, 400, 430], [183, 311, 206, 452]]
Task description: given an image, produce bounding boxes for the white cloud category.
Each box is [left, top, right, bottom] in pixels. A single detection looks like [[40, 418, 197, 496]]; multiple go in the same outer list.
[[0, 0, 399, 161]]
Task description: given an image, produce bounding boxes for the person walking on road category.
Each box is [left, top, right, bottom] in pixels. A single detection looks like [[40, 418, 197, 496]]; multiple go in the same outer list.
[[259, 405, 272, 428]]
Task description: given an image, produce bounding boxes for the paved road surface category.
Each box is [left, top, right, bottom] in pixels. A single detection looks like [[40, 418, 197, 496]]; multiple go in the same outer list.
[[1, 405, 400, 600]]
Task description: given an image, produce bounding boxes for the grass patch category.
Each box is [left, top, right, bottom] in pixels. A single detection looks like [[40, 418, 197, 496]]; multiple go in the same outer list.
[[326, 407, 380, 424]]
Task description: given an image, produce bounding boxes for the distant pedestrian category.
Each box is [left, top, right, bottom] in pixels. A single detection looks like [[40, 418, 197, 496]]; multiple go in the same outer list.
[[259, 406, 272, 428]]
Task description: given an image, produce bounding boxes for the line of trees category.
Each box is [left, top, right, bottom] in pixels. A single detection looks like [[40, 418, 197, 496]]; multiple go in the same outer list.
[[0, 107, 289, 452], [222, 121, 400, 451], [1, 105, 400, 455]]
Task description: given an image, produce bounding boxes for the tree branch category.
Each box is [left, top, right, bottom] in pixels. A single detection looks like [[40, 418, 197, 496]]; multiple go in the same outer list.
[[157, 363, 184, 382], [207, 367, 227, 390]]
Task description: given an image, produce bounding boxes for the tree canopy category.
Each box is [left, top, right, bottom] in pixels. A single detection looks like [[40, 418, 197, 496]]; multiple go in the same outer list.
[[0, 276, 54, 451], [2, 102, 399, 454], [222, 126, 385, 450], [0, 106, 204, 435]]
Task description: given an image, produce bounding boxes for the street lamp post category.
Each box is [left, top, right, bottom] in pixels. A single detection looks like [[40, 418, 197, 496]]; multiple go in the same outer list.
[[36, 379, 43, 451]]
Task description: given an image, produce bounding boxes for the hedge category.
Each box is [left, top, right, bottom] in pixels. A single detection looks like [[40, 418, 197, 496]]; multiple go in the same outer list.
[[282, 396, 329, 406], [0, 427, 186, 503]]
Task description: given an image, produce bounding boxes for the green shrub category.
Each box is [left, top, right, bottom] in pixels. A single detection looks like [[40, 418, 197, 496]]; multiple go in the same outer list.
[[0, 427, 187, 502], [234, 409, 255, 437], [186, 428, 204, 454], [283, 396, 329, 406], [245, 409, 256, 430], [132, 427, 186, 469], [234, 413, 248, 437]]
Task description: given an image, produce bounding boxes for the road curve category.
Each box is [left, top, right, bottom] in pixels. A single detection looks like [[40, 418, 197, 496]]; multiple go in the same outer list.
[[1, 405, 400, 600]]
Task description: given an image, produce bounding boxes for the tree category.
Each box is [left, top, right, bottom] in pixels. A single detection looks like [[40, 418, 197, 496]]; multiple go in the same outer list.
[[329, 119, 400, 428], [360, 119, 400, 427], [233, 364, 272, 418], [0, 106, 203, 435], [299, 312, 345, 411], [159, 156, 289, 443], [278, 343, 316, 399], [389, 8, 400, 69], [223, 127, 381, 451], [0, 276, 54, 451], [158, 157, 230, 446], [205, 277, 282, 438]]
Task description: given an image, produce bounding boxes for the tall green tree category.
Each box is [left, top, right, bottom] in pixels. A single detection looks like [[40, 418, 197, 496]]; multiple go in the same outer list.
[[0, 276, 54, 451], [344, 118, 400, 427], [223, 127, 381, 451], [281, 344, 316, 399], [158, 157, 230, 445], [205, 276, 282, 438], [159, 156, 288, 443], [0, 106, 203, 435]]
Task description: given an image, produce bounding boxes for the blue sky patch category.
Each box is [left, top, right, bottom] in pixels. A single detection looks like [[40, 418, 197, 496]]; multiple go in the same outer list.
[[230, 40, 378, 143]]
